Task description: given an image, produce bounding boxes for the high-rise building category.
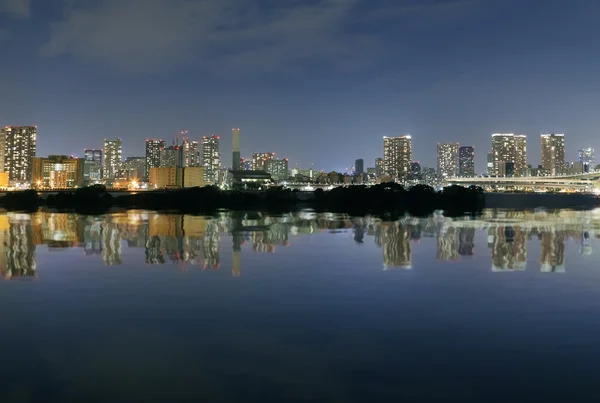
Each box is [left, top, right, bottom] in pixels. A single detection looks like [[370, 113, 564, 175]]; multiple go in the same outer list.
[[383, 135, 412, 180], [410, 161, 422, 181], [145, 139, 166, 179], [354, 159, 364, 175], [578, 148, 595, 172], [491, 134, 527, 177], [232, 128, 241, 170], [84, 149, 103, 183], [375, 157, 384, 177], [160, 145, 183, 168], [181, 139, 199, 167], [540, 133, 565, 176], [437, 142, 459, 178], [2, 126, 37, 185], [265, 158, 289, 181], [252, 152, 275, 171], [84, 149, 102, 162], [124, 157, 146, 181], [103, 138, 122, 180], [458, 146, 475, 177], [486, 152, 494, 176], [201, 135, 220, 184]]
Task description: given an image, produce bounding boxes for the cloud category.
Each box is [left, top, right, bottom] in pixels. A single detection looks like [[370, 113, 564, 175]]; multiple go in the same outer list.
[[40, 0, 376, 74], [40, 0, 475, 75], [0, 0, 30, 19]]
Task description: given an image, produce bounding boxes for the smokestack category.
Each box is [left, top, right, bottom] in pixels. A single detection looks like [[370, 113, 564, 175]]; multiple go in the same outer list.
[[232, 128, 241, 170]]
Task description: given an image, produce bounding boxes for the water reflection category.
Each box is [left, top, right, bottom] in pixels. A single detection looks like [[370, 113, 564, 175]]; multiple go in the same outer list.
[[1, 209, 599, 279]]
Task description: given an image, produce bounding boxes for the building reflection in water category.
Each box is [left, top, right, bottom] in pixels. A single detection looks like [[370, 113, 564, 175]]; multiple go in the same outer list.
[[0, 209, 597, 279]]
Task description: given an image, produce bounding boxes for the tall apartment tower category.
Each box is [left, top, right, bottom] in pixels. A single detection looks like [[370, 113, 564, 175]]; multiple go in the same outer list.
[[202, 135, 221, 184], [375, 157, 384, 177], [383, 135, 412, 180], [232, 128, 241, 170], [436, 142, 459, 178], [1, 126, 37, 184], [578, 148, 595, 172], [181, 139, 199, 167], [103, 138, 122, 180], [145, 139, 166, 179], [491, 133, 527, 177], [540, 133, 565, 176], [252, 152, 275, 171], [458, 146, 475, 177]]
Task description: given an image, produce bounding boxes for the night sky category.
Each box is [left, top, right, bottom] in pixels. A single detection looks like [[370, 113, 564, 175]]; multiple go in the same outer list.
[[1, 0, 599, 172]]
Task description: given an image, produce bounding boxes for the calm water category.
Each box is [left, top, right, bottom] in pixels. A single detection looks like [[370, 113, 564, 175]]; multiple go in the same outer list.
[[1, 209, 600, 402]]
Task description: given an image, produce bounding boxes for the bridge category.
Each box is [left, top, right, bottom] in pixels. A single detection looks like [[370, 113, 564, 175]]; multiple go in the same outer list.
[[446, 172, 600, 191]]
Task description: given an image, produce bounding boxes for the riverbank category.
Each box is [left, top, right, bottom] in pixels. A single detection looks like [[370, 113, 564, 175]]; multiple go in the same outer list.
[[484, 192, 600, 209], [0, 184, 485, 217]]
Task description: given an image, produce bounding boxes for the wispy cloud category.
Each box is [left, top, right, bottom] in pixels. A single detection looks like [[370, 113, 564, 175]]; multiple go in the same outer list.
[[40, 0, 370, 74], [0, 0, 30, 19], [39, 0, 476, 75]]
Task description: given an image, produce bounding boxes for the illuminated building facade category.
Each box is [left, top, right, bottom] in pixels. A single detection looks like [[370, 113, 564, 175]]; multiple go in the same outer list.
[[149, 166, 183, 188], [491, 133, 527, 177], [32, 155, 85, 189], [183, 166, 205, 188], [124, 157, 146, 180], [232, 128, 241, 170], [265, 158, 289, 181], [201, 135, 220, 184], [375, 157, 384, 177], [252, 152, 275, 171], [2, 126, 37, 185], [145, 139, 165, 179], [578, 148, 595, 172], [181, 139, 199, 167], [103, 138, 122, 180], [383, 135, 412, 180], [540, 133, 565, 176], [458, 146, 475, 177], [437, 142, 459, 178], [160, 145, 182, 168]]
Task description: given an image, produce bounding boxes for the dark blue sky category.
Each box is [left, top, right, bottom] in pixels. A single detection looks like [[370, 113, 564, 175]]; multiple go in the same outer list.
[[1, 0, 599, 172]]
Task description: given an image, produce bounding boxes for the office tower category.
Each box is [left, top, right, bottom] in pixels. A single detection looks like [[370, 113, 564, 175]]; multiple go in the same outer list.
[[252, 152, 275, 171], [32, 155, 85, 188], [201, 135, 220, 184], [265, 158, 289, 181], [160, 145, 183, 167], [181, 139, 199, 167], [578, 148, 595, 172], [103, 138, 122, 180], [540, 133, 565, 176], [375, 157, 384, 177], [124, 157, 146, 180], [354, 159, 364, 175], [145, 139, 166, 179], [84, 149, 102, 162], [459, 146, 475, 177], [2, 126, 37, 185], [232, 128, 241, 170], [486, 152, 494, 175], [410, 161, 421, 181], [437, 142, 459, 178], [383, 135, 412, 180], [491, 133, 527, 177]]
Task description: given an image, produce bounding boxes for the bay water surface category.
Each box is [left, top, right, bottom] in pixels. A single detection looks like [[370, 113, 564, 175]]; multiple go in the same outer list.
[[1, 209, 600, 402]]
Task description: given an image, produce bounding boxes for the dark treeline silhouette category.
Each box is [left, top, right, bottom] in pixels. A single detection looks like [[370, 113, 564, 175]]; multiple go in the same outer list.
[[0, 183, 484, 216]]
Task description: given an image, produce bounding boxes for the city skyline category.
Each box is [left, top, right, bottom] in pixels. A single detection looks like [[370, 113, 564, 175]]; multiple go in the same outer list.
[[1, 1, 600, 172]]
